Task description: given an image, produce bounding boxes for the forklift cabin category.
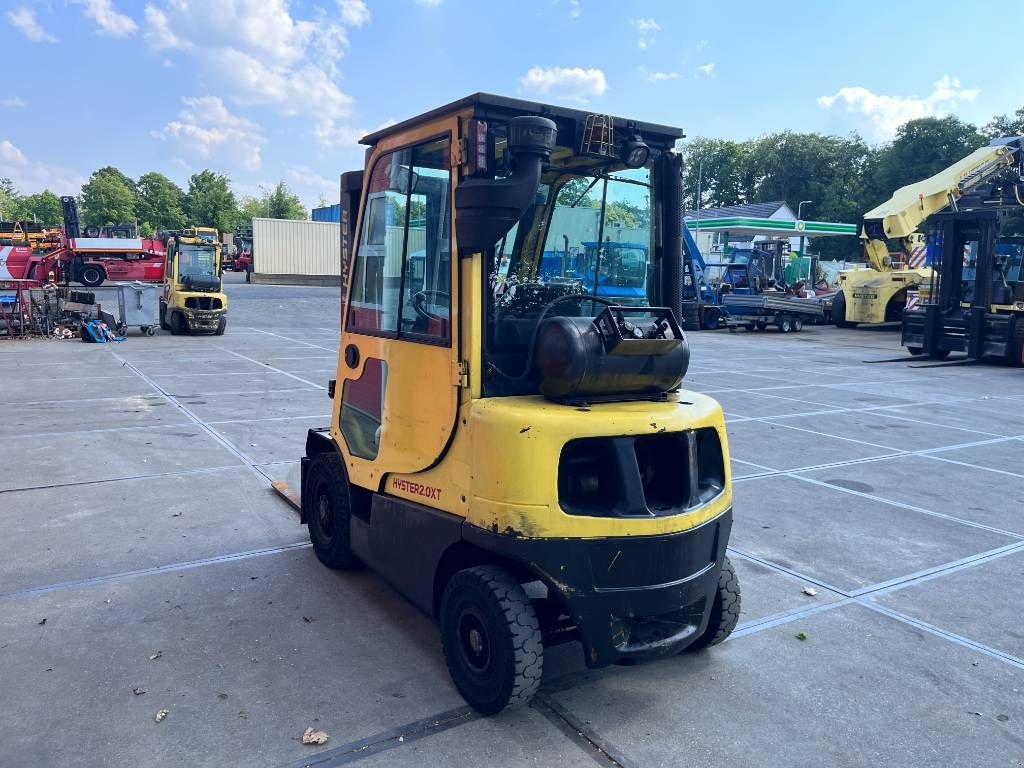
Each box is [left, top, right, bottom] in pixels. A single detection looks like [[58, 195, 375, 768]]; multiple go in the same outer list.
[[301, 94, 738, 714], [902, 212, 1024, 363]]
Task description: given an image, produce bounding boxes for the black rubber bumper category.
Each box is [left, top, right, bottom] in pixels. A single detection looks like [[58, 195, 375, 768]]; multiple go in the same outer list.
[[463, 509, 732, 668]]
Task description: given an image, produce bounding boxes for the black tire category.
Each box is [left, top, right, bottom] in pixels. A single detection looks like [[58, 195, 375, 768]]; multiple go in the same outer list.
[[743, 323, 756, 331], [245, 268, 252, 284], [928, 349, 951, 361], [78, 265, 105, 288], [214, 318, 226, 336], [169, 311, 187, 336], [755, 321, 768, 331], [688, 556, 741, 651], [793, 317, 804, 332], [84, 225, 100, 238], [303, 452, 357, 569], [832, 291, 857, 328], [777, 316, 793, 333], [440, 565, 543, 715], [159, 304, 170, 331], [907, 346, 924, 356], [145, 326, 157, 337], [703, 311, 720, 331]]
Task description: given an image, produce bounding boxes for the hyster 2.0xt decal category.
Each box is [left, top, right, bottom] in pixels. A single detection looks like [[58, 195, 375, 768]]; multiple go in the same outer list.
[[390, 477, 442, 501]]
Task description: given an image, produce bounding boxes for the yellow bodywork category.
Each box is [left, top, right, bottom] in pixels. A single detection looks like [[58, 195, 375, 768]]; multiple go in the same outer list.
[[839, 143, 1017, 324], [163, 227, 228, 330], [330, 107, 731, 543]]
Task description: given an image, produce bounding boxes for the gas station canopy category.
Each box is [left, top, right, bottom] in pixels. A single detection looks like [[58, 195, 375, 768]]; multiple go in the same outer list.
[[686, 217, 858, 238]]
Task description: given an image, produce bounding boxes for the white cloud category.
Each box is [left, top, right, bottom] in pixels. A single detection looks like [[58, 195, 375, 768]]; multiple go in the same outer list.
[[818, 75, 980, 139], [632, 18, 659, 49], [519, 66, 607, 104], [142, 1, 364, 151], [339, 0, 370, 25], [1, 97, 26, 108], [289, 166, 337, 191], [415, 0, 443, 6], [648, 71, 681, 82], [79, 0, 137, 37], [0, 139, 86, 194], [144, 5, 191, 50], [152, 96, 266, 171], [695, 62, 715, 77], [7, 7, 56, 43], [695, 39, 709, 50], [569, 0, 581, 19]]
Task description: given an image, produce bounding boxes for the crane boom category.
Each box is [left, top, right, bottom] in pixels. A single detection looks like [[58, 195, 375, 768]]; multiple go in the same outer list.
[[860, 138, 1023, 271]]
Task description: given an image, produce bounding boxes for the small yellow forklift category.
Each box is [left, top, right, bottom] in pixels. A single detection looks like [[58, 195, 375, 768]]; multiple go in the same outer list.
[[159, 227, 228, 335], [301, 94, 739, 713]]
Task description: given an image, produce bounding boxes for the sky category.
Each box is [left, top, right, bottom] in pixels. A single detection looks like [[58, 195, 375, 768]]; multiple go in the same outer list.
[[2, 0, 1021, 213]]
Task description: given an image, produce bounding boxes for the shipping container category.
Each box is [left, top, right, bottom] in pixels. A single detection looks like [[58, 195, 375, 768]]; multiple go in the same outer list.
[[312, 204, 342, 223], [251, 218, 341, 285]]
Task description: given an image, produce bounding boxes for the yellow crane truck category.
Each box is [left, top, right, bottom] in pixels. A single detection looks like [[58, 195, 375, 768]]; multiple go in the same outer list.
[[159, 227, 228, 335], [834, 140, 1023, 327], [299, 94, 739, 714]]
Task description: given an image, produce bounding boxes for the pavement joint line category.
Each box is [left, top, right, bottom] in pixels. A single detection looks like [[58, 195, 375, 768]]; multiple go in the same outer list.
[[246, 327, 338, 353], [0, 420, 197, 440], [206, 414, 332, 426], [748, 418, 904, 452], [0, 541, 312, 600], [729, 598, 855, 640], [849, 540, 1024, 598], [732, 451, 906, 482], [279, 706, 478, 768], [726, 548, 851, 596], [109, 350, 275, 488], [0, 464, 246, 496], [857, 602, 1024, 671], [920, 452, 1024, 481], [532, 694, 635, 768], [784, 473, 1024, 540], [216, 346, 327, 390]]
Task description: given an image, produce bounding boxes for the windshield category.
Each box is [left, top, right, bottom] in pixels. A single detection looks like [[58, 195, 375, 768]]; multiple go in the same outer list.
[[485, 165, 654, 395], [178, 244, 218, 280]]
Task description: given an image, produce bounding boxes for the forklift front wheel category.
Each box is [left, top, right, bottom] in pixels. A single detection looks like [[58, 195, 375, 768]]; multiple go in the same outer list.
[[687, 556, 741, 651], [169, 312, 187, 336], [907, 346, 924, 356], [440, 566, 543, 715], [304, 453, 357, 569], [928, 349, 951, 361], [214, 318, 227, 336]]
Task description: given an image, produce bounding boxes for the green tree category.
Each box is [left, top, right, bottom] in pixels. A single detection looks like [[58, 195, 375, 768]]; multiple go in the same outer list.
[[555, 176, 598, 207], [237, 196, 266, 223], [15, 190, 63, 226], [982, 105, 1024, 138], [81, 166, 137, 226], [680, 137, 751, 210], [136, 172, 186, 234], [604, 201, 637, 228], [185, 170, 237, 231], [0, 178, 17, 220], [266, 181, 307, 220]]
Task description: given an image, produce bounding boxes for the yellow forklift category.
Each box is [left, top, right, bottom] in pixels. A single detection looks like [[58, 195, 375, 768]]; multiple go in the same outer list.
[[300, 94, 738, 713], [159, 227, 228, 335]]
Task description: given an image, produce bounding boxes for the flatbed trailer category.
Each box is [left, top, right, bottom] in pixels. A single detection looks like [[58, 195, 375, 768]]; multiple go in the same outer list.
[[722, 292, 825, 333]]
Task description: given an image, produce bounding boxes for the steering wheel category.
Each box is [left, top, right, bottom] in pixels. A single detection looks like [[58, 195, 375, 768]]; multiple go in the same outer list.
[[411, 290, 451, 322]]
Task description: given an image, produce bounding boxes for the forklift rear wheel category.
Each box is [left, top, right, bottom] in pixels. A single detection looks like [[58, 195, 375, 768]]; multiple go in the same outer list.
[[440, 565, 543, 715], [928, 349, 951, 360], [304, 452, 358, 569], [907, 346, 924, 356], [793, 317, 804, 332], [687, 556, 741, 651], [169, 311, 187, 336], [776, 316, 793, 333], [214, 318, 226, 336]]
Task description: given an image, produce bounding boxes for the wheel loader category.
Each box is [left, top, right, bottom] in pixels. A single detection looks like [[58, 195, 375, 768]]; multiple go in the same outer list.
[[300, 93, 739, 714]]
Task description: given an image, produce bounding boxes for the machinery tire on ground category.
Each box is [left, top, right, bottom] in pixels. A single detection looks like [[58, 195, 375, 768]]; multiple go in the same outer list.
[[439, 565, 543, 715], [793, 317, 804, 332], [169, 311, 187, 336], [831, 290, 857, 328], [907, 346, 924, 356], [687, 556, 741, 650], [214, 318, 227, 336], [776, 316, 794, 333], [702, 311, 721, 330], [78, 265, 106, 288], [304, 452, 358, 569]]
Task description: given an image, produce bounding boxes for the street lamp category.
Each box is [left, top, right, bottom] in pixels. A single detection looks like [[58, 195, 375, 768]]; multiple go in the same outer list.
[[257, 184, 270, 218], [797, 200, 813, 281]]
